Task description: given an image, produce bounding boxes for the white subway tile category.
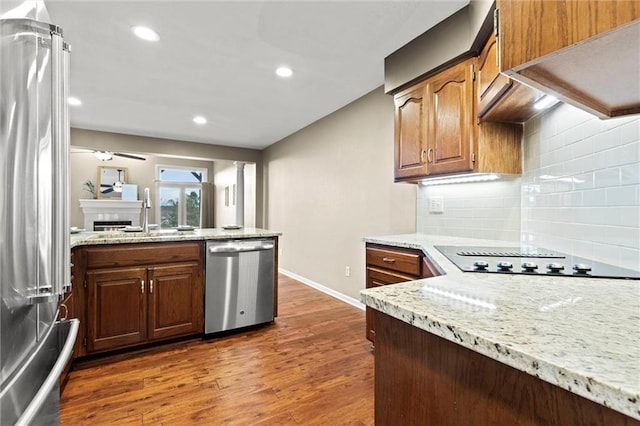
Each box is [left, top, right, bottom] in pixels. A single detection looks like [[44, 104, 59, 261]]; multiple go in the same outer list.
[[582, 188, 607, 206], [620, 121, 640, 144], [606, 184, 640, 206], [621, 163, 640, 185], [594, 168, 621, 188]]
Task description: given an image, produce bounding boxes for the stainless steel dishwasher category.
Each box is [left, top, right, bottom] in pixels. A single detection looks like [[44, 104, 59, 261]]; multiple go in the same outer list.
[[205, 239, 275, 334]]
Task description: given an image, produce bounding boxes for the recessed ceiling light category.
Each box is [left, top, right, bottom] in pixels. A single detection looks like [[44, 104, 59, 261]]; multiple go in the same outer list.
[[68, 96, 82, 106], [275, 66, 293, 78], [193, 116, 207, 125], [132, 25, 159, 42]]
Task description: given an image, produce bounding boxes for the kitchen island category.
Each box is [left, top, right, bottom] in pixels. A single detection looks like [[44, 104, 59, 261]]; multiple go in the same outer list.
[[68, 227, 281, 358], [361, 234, 640, 424]]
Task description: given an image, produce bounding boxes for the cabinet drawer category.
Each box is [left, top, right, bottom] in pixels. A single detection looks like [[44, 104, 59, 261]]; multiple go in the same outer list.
[[367, 267, 416, 288], [86, 242, 202, 269], [366, 247, 421, 276]]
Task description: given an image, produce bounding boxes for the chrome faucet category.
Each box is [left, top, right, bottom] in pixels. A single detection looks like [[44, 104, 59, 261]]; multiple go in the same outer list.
[[142, 187, 152, 233]]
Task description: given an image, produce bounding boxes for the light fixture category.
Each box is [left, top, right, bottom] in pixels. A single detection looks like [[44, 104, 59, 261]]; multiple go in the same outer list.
[[68, 96, 82, 106], [94, 151, 113, 161], [132, 25, 159, 42], [275, 66, 293, 78], [113, 169, 124, 192], [420, 173, 500, 186], [533, 95, 560, 110], [193, 116, 207, 125]]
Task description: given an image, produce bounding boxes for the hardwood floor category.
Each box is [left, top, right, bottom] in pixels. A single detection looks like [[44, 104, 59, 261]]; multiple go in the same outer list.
[[60, 274, 375, 425]]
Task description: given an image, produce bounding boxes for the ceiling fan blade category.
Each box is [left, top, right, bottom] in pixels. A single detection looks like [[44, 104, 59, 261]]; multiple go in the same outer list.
[[102, 187, 114, 194], [113, 152, 146, 161]]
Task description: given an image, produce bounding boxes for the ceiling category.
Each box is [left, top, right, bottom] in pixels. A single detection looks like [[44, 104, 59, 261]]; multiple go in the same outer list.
[[45, 1, 468, 150]]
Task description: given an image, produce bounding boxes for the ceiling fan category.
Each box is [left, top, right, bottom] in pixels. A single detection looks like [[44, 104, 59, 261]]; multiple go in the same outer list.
[[101, 168, 124, 194], [93, 151, 146, 161]]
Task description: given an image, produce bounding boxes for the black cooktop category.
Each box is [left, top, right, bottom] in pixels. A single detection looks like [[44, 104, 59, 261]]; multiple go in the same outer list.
[[434, 246, 640, 280]]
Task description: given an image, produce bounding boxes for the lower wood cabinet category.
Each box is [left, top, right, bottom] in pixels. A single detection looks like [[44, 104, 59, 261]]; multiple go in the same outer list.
[[365, 243, 439, 343], [374, 311, 638, 425], [76, 242, 204, 356]]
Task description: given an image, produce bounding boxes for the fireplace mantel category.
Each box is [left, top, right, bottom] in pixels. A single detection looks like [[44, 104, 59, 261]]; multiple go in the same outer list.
[[79, 199, 143, 231]]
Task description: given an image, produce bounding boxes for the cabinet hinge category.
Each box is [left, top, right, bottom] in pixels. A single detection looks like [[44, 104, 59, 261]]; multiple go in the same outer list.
[[493, 8, 499, 37], [83, 278, 87, 289], [472, 153, 476, 163], [83, 338, 87, 346]]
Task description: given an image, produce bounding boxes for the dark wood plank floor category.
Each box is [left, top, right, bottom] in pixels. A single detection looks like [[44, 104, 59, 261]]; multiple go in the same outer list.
[[60, 274, 374, 425]]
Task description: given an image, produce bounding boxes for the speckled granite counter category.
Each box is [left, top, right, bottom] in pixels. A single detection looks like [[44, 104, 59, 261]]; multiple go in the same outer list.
[[360, 233, 640, 421], [71, 227, 281, 248]]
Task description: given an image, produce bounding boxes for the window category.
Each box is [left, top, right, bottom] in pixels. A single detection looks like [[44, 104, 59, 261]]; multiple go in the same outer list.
[[156, 166, 207, 228]]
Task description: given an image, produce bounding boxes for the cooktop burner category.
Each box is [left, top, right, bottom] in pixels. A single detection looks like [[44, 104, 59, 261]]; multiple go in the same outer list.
[[434, 246, 639, 280]]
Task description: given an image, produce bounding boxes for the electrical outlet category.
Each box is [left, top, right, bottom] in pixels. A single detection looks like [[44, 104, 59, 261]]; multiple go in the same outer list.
[[345, 266, 351, 277], [429, 196, 444, 213]]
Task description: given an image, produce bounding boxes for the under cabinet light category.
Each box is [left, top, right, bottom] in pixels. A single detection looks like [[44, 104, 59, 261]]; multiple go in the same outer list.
[[68, 97, 82, 106], [420, 173, 500, 186], [534, 95, 560, 110]]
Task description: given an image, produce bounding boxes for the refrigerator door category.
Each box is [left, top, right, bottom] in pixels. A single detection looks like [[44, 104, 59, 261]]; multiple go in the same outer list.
[[0, 12, 71, 425]]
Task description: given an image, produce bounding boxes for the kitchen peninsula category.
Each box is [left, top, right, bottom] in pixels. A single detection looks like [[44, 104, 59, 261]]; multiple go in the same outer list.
[[361, 234, 640, 425], [68, 228, 280, 360]]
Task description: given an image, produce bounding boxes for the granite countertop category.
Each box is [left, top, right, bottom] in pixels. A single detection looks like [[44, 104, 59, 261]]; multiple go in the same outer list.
[[71, 227, 281, 247], [360, 233, 640, 421]]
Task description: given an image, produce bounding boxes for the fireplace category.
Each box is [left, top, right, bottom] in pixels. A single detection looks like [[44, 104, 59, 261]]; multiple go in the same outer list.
[[79, 199, 143, 231]]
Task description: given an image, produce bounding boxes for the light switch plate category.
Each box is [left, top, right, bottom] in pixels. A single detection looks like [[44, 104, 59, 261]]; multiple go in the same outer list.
[[429, 196, 444, 213]]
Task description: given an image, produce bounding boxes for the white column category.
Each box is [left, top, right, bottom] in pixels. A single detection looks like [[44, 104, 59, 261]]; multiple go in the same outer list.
[[235, 162, 245, 226]]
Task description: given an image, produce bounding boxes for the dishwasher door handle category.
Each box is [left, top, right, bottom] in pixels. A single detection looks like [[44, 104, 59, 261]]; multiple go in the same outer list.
[[208, 243, 274, 254]]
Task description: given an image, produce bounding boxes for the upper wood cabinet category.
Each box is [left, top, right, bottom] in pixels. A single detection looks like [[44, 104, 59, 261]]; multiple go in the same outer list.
[[476, 33, 540, 123], [425, 59, 474, 175], [394, 82, 429, 180], [496, 0, 640, 118], [393, 57, 522, 182]]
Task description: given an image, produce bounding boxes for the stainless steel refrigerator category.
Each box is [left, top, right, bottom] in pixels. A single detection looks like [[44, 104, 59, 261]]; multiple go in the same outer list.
[[0, 2, 78, 425]]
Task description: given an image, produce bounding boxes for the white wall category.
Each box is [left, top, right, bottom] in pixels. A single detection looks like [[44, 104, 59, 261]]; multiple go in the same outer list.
[[214, 161, 256, 227], [264, 87, 416, 301], [415, 103, 640, 271]]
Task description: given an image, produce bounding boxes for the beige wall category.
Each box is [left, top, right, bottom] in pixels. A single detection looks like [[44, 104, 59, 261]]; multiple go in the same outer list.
[[69, 128, 264, 228], [263, 86, 416, 301]]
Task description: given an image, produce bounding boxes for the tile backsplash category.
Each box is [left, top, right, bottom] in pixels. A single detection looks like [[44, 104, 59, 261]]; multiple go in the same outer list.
[[417, 103, 640, 270], [521, 103, 639, 270]]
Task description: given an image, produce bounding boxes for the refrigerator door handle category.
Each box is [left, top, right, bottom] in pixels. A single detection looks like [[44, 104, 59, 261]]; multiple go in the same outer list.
[[15, 319, 79, 426], [49, 29, 70, 299]]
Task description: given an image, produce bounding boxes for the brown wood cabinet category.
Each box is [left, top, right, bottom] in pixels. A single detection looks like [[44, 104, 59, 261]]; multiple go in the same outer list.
[[77, 242, 204, 356], [365, 243, 439, 343], [496, 0, 640, 118], [393, 56, 522, 182], [373, 311, 640, 425], [394, 81, 429, 180], [476, 32, 540, 123]]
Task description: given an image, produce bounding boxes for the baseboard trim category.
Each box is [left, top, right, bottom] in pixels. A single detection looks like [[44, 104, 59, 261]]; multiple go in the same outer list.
[[279, 268, 365, 311]]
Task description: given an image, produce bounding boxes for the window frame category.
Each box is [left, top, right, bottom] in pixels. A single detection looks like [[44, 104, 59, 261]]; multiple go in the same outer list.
[[155, 165, 208, 228]]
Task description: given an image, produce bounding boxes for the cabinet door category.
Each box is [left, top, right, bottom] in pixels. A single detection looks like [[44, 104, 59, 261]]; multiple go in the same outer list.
[[86, 267, 147, 353], [425, 59, 474, 175], [365, 267, 418, 343], [394, 82, 429, 181], [147, 262, 203, 341]]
